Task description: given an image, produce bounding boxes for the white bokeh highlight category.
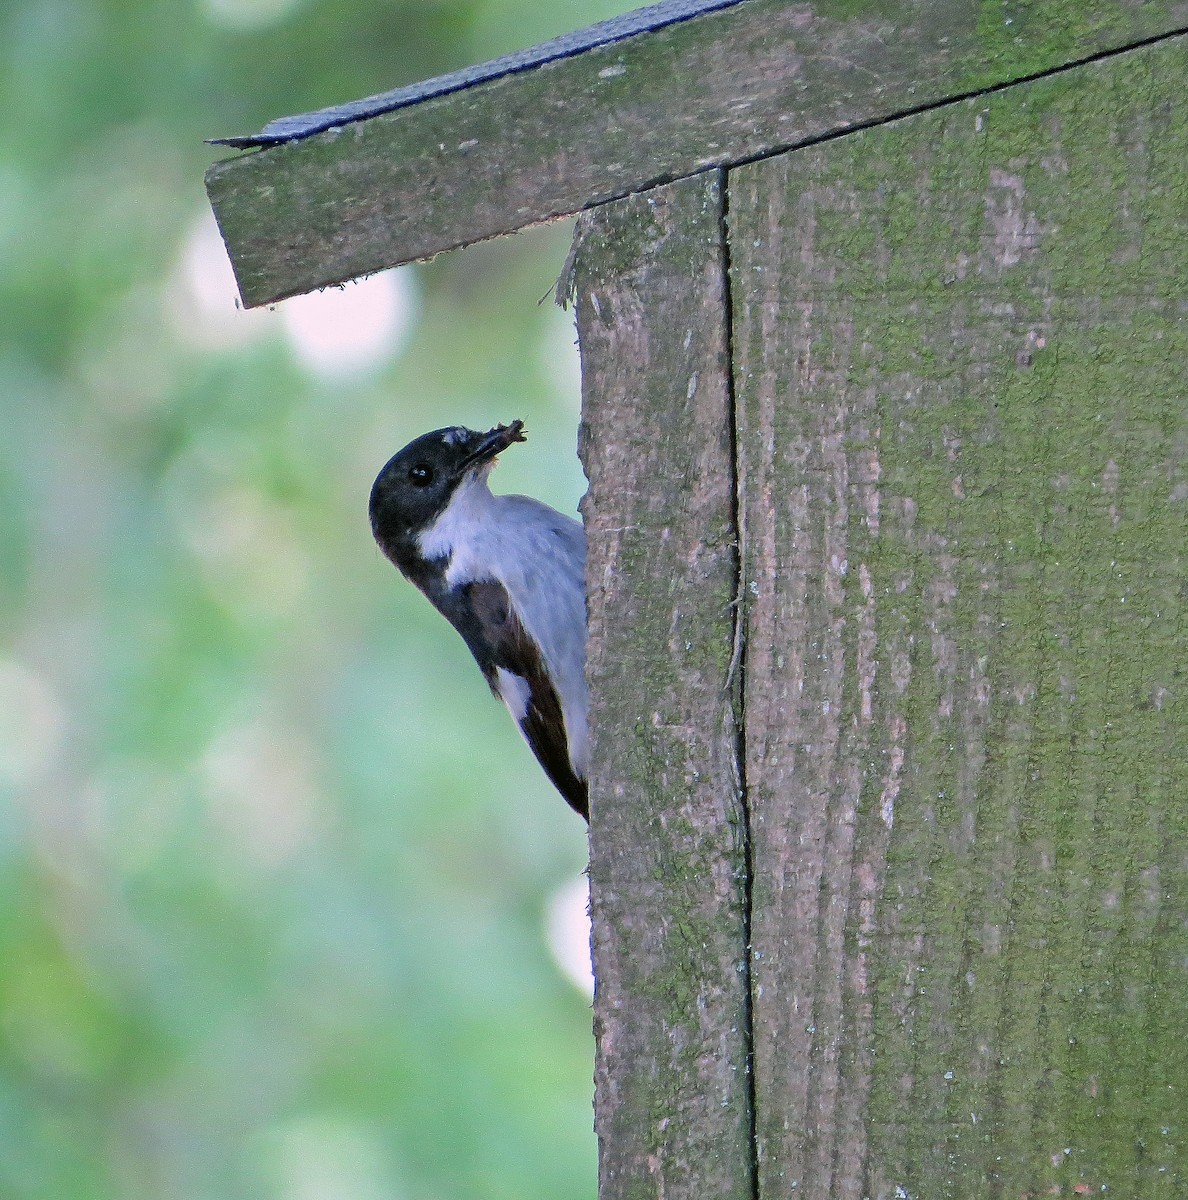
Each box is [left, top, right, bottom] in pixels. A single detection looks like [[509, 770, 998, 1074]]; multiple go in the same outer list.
[[280, 270, 418, 379], [545, 874, 594, 997], [0, 659, 67, 788], [203, 0, 304, 31], [173, 210, 419, 378], [172, 211, 273, 349]]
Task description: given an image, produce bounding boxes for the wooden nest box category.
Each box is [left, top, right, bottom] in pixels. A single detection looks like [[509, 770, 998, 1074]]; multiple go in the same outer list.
[[208, 2, 1188, 1196]]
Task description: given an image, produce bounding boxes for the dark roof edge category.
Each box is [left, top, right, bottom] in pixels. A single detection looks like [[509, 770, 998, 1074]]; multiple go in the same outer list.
[[210, 0, 748, 148]]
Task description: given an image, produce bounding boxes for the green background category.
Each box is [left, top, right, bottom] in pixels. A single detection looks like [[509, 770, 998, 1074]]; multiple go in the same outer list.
[[0, 1, 634, 1196]]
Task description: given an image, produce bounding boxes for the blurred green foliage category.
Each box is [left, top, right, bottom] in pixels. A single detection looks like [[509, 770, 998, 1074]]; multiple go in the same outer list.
[[0, 1, 636, 1195]]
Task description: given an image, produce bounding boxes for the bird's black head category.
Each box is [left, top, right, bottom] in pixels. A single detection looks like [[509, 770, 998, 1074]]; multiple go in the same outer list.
[[369, 420, 526, 569]]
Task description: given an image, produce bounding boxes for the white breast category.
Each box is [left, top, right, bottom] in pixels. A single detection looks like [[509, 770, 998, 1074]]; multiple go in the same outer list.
[[418, 473, 588, 779]]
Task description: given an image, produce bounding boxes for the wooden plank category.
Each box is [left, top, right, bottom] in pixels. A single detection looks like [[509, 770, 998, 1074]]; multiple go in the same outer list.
[[206, 0, 1188, 307], [212, 0, 749, 147], [728, 34, 1188, 1199], [574, 172, 753, 1200]]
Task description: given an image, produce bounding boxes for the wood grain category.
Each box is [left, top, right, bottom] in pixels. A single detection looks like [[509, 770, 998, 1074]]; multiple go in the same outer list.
[[574, 172, 754, 1200], [729, 35, 1188, 1199], [205, 0, 1188, 307]]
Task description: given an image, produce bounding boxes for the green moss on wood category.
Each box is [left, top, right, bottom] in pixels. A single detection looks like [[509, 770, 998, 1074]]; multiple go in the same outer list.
[[207, 1, 1188, 306], [577, 173, 754, 1200], [731, 34, 1188, 1199]]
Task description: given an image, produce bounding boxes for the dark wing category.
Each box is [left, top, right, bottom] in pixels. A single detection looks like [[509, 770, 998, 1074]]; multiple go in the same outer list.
[[449, 578, 588, 820]]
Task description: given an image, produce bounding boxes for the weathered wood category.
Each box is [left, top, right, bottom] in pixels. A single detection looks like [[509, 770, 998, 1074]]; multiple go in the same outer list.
[[212, 0, 747, 147], [206, 0, 1188, 307], [574, 172, 753, 1200], [729, 33, 1188, 1199]]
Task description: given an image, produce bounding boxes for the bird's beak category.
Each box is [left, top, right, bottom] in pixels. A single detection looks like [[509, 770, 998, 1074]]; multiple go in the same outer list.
[[458, 420, 527, 474]]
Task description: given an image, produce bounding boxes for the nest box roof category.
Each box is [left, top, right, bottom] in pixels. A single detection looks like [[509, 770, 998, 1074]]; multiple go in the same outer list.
[[205, 0, 1188, 308]]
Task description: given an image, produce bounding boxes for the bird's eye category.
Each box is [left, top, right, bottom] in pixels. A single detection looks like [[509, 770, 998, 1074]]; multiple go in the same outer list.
[[409, 463, 434, 487]]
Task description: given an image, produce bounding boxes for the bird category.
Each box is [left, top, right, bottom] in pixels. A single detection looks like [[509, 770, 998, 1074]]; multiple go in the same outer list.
[[369, 421, 589, 819]]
